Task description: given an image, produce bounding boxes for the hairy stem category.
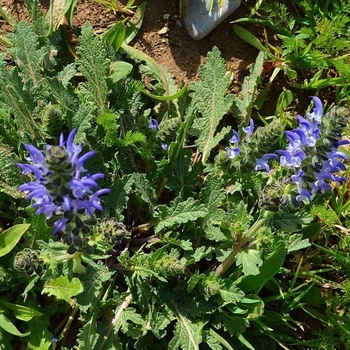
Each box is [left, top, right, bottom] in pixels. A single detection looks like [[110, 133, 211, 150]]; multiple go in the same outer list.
[[215, 211, 271, 276], [98, 290, 132, 350]]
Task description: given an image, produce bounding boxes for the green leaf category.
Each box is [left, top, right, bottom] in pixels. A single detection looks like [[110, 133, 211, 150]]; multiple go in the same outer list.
[[233, 25, 269, 54], [0, 55, 39, 139], [233, 50, 266, 122], [96, 112, 118, 146], [42, 275, 84, 303], [124, 1, 146, 44], [8, 21, 47, 87], [239, 246, 287, 292], [27, 314, 51, 350], [0, 150, 23, 196], [150, 305, 175, 339], [200, 175, 227, 242], [275, 89, 294, 116], [75, 262, 115, 312], [121, 42, 183, 100], [273, 210, 314, 232], [154, 197, 207, 234], [236, 249, 263, 276], [190, 47, 233, 163], [218, 279, 245, 304], [238, 295, 264, 320], [77, 312, 100, 349], [0, 314, 30, 337], [117, 307, 145, 339], [103, 21, 125, 51], [286, 234, 310, 253], [0, 224, 30, 257], [77, 22, 110, 113], [0, 300, 42, 321], [109, 61, 133, 83], [169, 300, 203, 350], [70, 102, 95, 142]]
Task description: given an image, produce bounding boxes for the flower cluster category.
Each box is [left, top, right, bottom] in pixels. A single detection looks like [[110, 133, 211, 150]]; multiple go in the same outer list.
[[18, 129, 110, 252], [225, 118, 254, 159], [255, 97, 349, 202]]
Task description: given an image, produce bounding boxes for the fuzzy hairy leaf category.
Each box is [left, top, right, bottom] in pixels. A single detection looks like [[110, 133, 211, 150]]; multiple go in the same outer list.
[[163, 148, 203, 196], [108, 173, 156, 219], [236, 249, 263, 276], [77, 313, 99, 350], [0, 150, 23, 195], [8, 21, 47, 87], [70, 102, 95, 142], [232, 51, 265, 122], [169, 300, 203, 350], [200, 175, 227, 242], [149, 305, 175, 339], [0, 55, 39, 139], [154, 197, 207, 234], [190, 47, 234, 163], [77, 22, 110, 113], [42, 275, 83, 303], [273, 209, 314, 232], [75, 261, 115, 312]]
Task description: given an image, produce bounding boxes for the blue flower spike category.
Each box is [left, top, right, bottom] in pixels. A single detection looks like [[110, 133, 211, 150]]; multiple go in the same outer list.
[[18, 129, 110, 253], [256, 96, 349, 204]]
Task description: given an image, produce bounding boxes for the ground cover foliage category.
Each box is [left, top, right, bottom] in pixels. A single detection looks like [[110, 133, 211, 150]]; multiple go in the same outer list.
[[1, 0, 350, 349]]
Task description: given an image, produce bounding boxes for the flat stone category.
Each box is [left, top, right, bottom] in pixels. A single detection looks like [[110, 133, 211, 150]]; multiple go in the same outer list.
[[182, 0, 241, 40]]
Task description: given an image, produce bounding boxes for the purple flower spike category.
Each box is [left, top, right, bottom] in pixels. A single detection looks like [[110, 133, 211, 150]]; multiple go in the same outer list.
[[18, 130, 110, 235]]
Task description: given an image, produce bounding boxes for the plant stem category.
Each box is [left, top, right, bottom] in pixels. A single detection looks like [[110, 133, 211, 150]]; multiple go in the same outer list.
[[215, 211, 270, 276], [98, 290, 132, 350]]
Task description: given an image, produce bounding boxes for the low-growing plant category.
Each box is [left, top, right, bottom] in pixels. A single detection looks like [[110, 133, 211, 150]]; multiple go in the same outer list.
[[1, 5, 350, 350], [233, 0, 350, 94]]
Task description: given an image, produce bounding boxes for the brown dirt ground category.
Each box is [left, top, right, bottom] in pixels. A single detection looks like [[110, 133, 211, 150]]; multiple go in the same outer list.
[[0, 0, 260, 86], [0, 0, 317, 116]]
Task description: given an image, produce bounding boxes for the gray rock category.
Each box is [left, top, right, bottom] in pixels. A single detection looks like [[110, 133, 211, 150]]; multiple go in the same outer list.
[[182, 0, 241, 40]]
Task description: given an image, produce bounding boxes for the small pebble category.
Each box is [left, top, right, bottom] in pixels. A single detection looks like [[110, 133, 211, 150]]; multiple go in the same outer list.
[[163, 13, 171, 20], [176, 19, 183, 28], [158, 26, 169, 35]]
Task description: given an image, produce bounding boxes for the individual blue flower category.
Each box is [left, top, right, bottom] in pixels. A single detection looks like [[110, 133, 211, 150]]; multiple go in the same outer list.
[[148, 119, 158, 131], [307, 96, 323, 123], [229, 130, 240, 144], [226, 146, 240, 159], [255, 153, 278, 172], [243, 118, 254, 136], [296, 188, 312, 202], [18, 129, 110, 235]]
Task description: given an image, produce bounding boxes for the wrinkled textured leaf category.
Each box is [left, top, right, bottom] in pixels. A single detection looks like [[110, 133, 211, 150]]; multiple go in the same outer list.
[[190, 47, 233, 163], [42, 275, 83, 303], [155, 197, 207, 234], [236, 249, 263, 276], [77, 22, 110, 113], [75, 262, 115, 312]]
